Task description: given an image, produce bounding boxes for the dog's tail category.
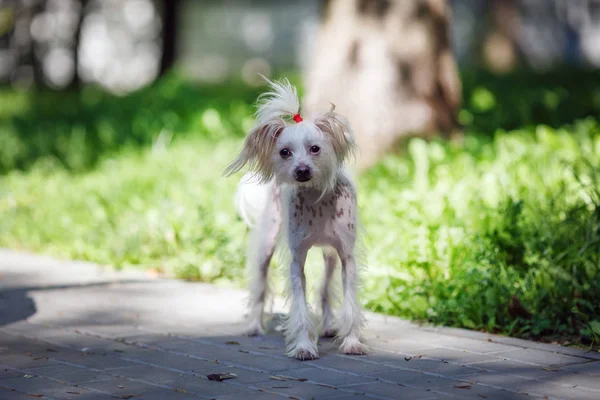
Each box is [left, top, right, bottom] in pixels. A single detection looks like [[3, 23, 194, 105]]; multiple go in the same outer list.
[[234, 172, 272, 228]]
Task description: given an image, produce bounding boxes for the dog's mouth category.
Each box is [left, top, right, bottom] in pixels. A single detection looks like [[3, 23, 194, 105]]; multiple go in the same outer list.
[[295, 176, 312, 183]]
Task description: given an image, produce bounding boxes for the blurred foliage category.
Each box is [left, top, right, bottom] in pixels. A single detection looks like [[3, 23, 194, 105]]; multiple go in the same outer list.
[[1, 68, 600, 174], [361, 119, 600, 345], [1, 68, 599, 346]]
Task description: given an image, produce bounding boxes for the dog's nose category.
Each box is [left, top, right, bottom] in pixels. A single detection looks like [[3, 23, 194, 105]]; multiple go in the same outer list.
[[295, 167, 312, 182]]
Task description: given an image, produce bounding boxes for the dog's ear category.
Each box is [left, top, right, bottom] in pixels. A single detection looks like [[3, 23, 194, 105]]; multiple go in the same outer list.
[[313, 104, 356, 163], [224, 119, 286, 181]]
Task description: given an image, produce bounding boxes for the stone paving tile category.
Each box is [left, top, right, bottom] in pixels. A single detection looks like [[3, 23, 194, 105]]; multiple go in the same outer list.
[[49, 350, 140, 371], [498, 348, 589, 367], [225, 352, 307, 373], [24, 364, 112, 384], [164, 376, 251, 397], [275, 366, 376, 386], [432, 338, 525, 355], [37, 330, 134, 354], [255, 379, 348, 399], [538, 371, 600, 391], [416, 347, 499, 364], [0, 375, 79, 396], [341, 381, 439, 400], [109, 365, 193, 384], [0, 387, 57, 400], [366, 368, 461, 389], [563, 360, 600, 375], [195, 366, 274, 385], [79, 377, 166, 396], [131, 388, 201, 400], [513, 382, 599, 400], [0, 368, 27, 380], [461, 359, 579, 380], [0, 353, 62, 370], [440, 385, 532, 400], [118, 348, 232, 373], [305, 356, 391, 374], [70, 324, 145, 340], [449, 372, 600, 400], [32, 384, 109, 400], [383, 357, 482, 376]]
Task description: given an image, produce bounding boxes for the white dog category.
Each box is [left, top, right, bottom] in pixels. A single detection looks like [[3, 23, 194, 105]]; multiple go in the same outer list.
[[225, 77, 366, 360]]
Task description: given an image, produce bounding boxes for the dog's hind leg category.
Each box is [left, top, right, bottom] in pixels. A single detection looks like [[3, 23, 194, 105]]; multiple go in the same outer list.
[[320, 248, 338, 337], [245, 186, 282, 336], [336, 249, 367, 355]]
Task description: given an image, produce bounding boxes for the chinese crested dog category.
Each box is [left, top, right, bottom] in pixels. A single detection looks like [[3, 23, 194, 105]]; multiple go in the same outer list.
[[225, 78, 366, 360]]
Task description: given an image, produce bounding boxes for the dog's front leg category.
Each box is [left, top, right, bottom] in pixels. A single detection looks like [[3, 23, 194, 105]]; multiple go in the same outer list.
[[285, 246, 318, 360]]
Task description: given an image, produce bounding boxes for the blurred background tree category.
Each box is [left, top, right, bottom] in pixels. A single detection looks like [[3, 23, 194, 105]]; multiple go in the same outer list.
[[304, 0, 462, 170]]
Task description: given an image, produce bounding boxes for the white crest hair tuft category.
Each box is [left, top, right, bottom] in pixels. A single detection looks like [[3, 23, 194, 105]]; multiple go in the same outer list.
[[255, 75, 301, 125]]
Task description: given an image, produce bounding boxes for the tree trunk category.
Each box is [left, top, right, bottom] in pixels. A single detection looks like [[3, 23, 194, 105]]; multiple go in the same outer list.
[[69, 0, 88, 89], [159, 0, 178, 76], [304, 0, 462, 171]]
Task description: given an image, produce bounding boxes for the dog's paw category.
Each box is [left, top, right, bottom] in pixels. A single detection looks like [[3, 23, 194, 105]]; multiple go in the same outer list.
[[295, 348, 319, 361], [340, 338, 367, 355]]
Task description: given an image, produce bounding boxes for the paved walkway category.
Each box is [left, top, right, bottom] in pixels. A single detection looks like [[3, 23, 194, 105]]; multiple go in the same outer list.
[[1, 249, 599, 400]]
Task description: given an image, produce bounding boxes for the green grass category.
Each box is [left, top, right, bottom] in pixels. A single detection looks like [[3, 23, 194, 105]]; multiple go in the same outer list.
[[1, 69, 599, 347]]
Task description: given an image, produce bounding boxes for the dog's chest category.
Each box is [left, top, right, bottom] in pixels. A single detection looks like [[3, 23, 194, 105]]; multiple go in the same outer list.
[[286, 184, 356, 247]]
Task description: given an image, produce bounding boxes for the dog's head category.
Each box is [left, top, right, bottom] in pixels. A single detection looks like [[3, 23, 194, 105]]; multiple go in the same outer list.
[[225, 78, 355, 191]]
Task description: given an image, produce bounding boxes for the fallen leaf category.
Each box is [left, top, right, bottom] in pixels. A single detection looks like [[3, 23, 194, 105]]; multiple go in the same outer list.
[[120, 395, 139, 399], [173, 389, 188, 393], [33, 357, 48, 361], [270, 375, 307, 382], [225, 341, 240, 345], [454, 384, 472, 389], [28, 395, 43, 398], [24, 352, 33, 357], [317, 383, 335, 388], [487, 338, 493, 342], [46, 348, 58, 353], [207, 372, 237, 381]]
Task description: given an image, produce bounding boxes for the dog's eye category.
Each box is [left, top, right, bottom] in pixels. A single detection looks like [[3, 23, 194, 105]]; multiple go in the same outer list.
[[279, 148, 291, 158], [310, 145, 320, 154]]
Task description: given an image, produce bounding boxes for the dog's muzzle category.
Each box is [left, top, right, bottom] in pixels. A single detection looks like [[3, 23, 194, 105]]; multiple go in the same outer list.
[[294, 167, 312, 182]]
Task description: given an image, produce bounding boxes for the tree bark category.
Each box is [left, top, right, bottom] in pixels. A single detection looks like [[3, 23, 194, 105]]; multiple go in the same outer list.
[[68, 0, 88, 89], [159, 0, 178, 76], [304, 0, 462, 171]]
